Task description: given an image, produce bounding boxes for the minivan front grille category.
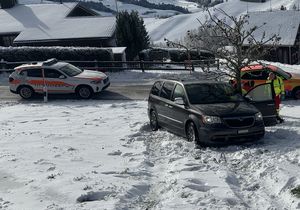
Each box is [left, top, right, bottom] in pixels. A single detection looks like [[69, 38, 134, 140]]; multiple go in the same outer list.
[[223, 116, 255, 128]]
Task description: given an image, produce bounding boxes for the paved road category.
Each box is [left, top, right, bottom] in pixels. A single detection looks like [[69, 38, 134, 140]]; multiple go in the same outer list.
[[0, 84, 152, 101]]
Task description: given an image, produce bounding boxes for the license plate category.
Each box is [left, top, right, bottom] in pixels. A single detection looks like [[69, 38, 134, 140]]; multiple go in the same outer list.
[[238, 129, 248, 134]]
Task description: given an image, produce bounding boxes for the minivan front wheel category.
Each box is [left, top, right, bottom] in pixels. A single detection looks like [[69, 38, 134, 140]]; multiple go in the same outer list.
[[150, 110, 159, 131], [186, 122, 199, 142]]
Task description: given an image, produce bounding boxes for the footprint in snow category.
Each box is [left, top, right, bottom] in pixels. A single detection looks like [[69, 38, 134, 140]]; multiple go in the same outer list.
[[180, 165, 204, 172], [101, 171, 118, 175], [67, 147, 77, 151], [184, 184, 214, 192], [122, 152, 134, 157], [129, 122, 141, 128], [108, 150, 122, 156], [33, 119, 48, 122], [76, 191, 116, 203], [185, 179, 215, 192], [143, 160, 154, 167]]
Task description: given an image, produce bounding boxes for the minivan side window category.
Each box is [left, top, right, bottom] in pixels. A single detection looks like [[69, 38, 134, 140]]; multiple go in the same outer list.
[[172, 84, 186, 101], [21, 69, 43, 77], [246, 83, 273, 101], [151, 81, 162, 96], [160, 82, 174, 99]]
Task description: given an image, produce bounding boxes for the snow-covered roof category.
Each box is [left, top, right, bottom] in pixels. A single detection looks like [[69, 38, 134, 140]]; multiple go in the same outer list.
[[0, 3, 77, 34], [0, 2, 116, 43], [14, 17, 116, 42], [244, 10, 300, 46]]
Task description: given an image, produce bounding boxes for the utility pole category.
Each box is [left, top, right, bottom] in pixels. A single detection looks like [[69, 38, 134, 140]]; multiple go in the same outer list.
[[269, 0, 272, 11], [115, 0, 119, 13]]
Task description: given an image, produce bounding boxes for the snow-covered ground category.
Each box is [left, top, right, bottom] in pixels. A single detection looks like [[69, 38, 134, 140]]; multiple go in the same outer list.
[[1, 62, 300, 209], [1, 98, 300, 209]]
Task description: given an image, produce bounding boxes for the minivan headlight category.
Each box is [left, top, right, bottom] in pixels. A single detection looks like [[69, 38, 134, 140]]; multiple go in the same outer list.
[[255, 112, 263, 121], [202, 115, 222, 124]]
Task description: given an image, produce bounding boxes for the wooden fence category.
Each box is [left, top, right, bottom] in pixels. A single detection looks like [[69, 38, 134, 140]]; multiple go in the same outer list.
[[0, 59, 219, 73]]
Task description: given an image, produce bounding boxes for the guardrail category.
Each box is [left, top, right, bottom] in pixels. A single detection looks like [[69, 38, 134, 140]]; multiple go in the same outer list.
[[0, 59, 219, 73]]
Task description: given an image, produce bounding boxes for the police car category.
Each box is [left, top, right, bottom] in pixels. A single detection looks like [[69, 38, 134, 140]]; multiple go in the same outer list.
[[9, 59, 110, 99]]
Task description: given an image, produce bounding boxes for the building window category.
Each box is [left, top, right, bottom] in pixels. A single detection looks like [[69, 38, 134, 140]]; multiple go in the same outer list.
[[0, 34, 18, 46]]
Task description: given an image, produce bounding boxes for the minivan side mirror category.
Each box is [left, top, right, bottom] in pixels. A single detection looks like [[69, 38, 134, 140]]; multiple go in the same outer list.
[[174, 97, 185, 105], [59, 75, 66, 79]]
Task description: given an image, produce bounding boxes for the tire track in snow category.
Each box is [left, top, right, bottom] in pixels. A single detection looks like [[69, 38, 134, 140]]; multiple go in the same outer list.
[[207, 123, 300, 210], [114, 113, 300, 209], [114, 124, 196, 209]]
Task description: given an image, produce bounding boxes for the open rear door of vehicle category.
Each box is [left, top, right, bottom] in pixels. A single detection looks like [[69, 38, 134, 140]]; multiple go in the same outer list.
[[245, 83, 277, 126]]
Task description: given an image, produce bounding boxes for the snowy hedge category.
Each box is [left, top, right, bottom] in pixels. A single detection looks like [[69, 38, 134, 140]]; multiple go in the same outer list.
[[0, 46, 114, 62], [139, 48, 215, 62]]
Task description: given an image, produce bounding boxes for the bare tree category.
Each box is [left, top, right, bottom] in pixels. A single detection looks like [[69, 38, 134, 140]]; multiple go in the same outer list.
[[187, 8, 280, 93], [164, 38, 193, 71]]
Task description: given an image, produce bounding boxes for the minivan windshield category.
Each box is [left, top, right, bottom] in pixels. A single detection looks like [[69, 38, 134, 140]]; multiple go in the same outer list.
[[185, 83, 244, 104], [60, 64, 82, 77]]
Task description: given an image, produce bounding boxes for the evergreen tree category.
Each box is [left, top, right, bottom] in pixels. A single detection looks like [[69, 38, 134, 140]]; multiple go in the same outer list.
[[116, 11, 150, 60]]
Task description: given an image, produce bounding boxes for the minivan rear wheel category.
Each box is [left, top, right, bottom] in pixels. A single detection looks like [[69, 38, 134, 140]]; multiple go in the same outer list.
[[150, 110, 159, 131], [186, 122, 199, 142]]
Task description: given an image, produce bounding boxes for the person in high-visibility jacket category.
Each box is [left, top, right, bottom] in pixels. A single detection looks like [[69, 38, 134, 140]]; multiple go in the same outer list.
[[266, 72, 285, 123]]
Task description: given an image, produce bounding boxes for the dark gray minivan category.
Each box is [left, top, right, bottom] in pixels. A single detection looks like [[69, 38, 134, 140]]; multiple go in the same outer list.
[[148, 80, 277, 145]]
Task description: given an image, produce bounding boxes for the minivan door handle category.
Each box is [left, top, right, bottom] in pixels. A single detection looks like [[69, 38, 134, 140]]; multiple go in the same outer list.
[[164, 104, 173, 109]]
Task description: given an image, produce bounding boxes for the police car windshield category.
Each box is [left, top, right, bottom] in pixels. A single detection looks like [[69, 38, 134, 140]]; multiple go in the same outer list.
[[276, 67, 292, 79], [185, 83, 244, 104], [60, 64, 82, 76]]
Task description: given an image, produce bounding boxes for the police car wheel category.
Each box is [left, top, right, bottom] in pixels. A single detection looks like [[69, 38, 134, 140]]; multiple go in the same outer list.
[[77, 86, 93, 99], [19, 86, 34, 99], [293, 87, 300, 100]]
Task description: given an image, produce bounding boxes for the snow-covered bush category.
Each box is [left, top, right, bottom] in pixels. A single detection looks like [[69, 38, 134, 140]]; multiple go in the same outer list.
[[139, 47, 215, 62]]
